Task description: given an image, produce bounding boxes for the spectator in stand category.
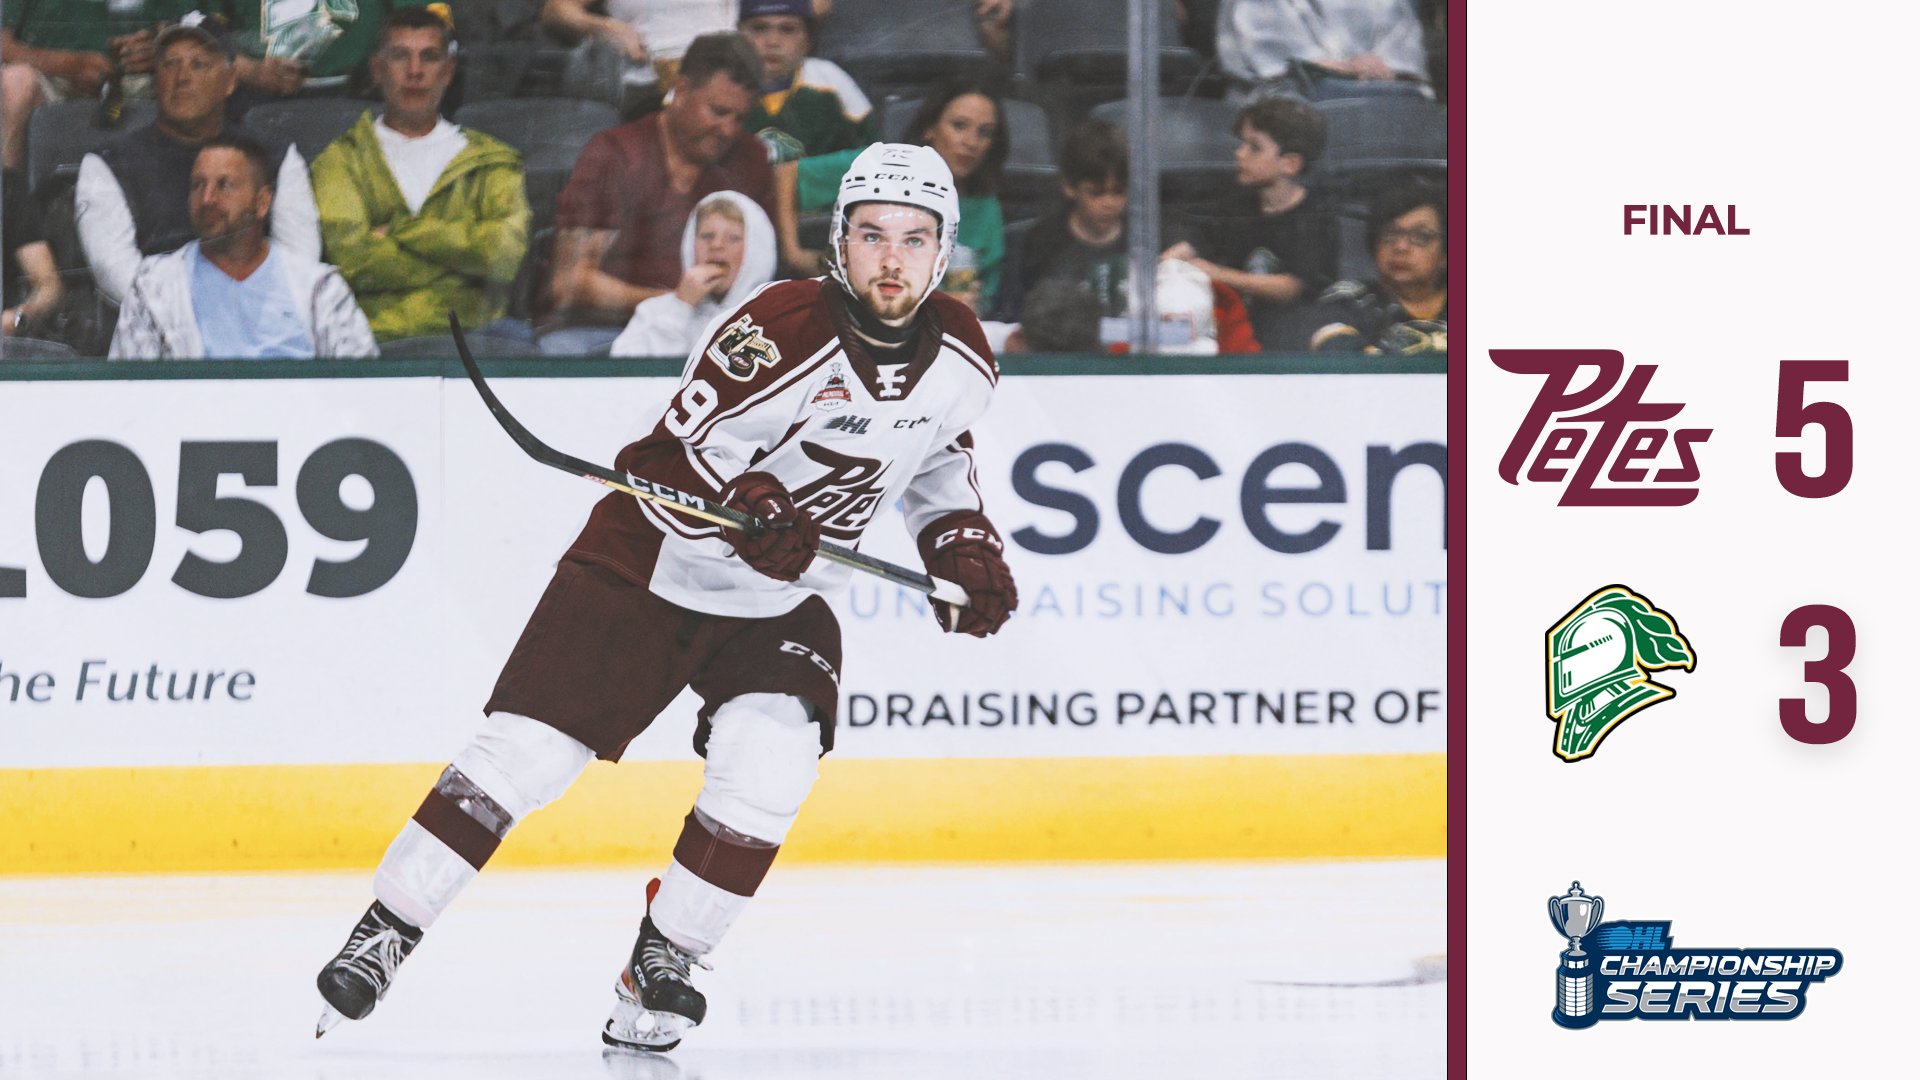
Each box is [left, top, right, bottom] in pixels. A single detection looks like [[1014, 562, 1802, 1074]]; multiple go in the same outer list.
[[1216, 0, 1429, 101], [110, 135, 376, 359], [610, 190, 774, 357], [737, 0, 876, 164], [1162, 96, 1337, 321], [312, 6, 530, 341], [76, 15, 319, 305], [1309, 179, 1445, 356], [1, 1, 189, 170], [779, 78, 1006, 312], [989, 261, 1258, 357], [997, 118, 1130, 322], [542, 0, 829, 112], [992, 278, 1101, 354], [974, 0, 1011, 64], [223, 0, 439, 102], [3, 181, 63, 339], [548, 32, 773, 327]]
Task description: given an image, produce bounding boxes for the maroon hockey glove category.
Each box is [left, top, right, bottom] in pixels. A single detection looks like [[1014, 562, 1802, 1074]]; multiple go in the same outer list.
[[721, 471, 820, 581], [917, 511, 1017, 637]]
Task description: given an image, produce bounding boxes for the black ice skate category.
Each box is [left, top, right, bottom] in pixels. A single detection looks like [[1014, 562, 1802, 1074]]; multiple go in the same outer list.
[[314, 901, 423, 1037], [602, 891, 710, 1053]]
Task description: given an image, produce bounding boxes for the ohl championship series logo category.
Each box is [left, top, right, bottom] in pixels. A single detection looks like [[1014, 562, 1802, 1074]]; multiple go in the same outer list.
[[1546, 586, 1696, 761], [1549, 882, 1842, 1027]]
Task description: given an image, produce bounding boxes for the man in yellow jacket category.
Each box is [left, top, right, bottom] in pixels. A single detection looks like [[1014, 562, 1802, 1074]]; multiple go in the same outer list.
[[312, 6, 529, 341]]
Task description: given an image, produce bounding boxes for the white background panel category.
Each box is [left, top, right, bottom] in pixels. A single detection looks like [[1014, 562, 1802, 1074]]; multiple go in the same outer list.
[[1470, 0, 1905, 1071]]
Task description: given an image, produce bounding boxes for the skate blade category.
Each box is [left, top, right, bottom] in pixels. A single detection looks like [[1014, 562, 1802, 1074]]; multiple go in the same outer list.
[[601, 1011, 691, 1053], [315, 1003, 346, 1039]]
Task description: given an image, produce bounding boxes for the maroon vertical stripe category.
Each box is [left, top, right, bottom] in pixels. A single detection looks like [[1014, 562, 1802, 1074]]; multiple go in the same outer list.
[[412, 788, 504, 870], [670, 811, 780, 897]]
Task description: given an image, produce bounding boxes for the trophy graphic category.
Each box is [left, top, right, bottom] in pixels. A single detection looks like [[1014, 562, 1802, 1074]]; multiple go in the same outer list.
[[1550, 881, 1605, 1028]]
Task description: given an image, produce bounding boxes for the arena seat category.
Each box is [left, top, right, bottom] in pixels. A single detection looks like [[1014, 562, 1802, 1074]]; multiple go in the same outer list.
[[26, 99, 159, 195], [1313, 97, 1446, 195], [1013, 0, 1201, 87], [242, 98, 376, 164], [814, 0, 998, 101], [0, 336, 81, 361]]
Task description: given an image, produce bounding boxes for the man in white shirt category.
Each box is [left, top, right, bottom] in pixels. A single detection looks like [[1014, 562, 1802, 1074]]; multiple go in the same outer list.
[[109, 136, 376, 360], [76, 15, 319, 306]]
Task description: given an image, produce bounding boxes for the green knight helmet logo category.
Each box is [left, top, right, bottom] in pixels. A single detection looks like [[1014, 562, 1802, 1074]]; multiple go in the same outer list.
[[1545, 585, 1697, 762]]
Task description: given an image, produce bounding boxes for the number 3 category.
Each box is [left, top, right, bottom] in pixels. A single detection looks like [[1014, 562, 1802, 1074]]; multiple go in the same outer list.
[[1780, 604, 1856, 744]]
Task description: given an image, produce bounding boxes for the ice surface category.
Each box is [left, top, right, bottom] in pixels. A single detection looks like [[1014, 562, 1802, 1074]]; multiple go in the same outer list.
[[0, 861, 1443, 1079]]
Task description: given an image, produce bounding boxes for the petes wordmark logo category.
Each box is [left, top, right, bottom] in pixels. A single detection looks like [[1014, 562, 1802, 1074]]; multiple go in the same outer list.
[[1493, 349, 1711, 505], [1549, 881, 1841, 1029], [1546, 585, 1695, 761]]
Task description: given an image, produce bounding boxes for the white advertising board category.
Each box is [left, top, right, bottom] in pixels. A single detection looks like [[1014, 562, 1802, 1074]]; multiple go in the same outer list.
[[0, 372, 1444, 766]]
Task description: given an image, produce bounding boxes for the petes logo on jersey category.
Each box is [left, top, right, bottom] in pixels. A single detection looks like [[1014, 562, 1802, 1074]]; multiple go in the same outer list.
[[789, 443, 892, 539], [1548, 881, 1841, 1029], [708, 315, 782, 381], [1493, 349, 1711, 506], [1546, 585, 1696, 761]]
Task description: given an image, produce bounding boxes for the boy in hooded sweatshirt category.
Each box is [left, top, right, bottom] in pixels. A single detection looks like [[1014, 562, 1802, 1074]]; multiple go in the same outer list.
[[612, 189, 777, 357]]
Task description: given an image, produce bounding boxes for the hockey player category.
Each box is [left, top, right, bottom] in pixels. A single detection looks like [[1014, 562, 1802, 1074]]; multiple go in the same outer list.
[[312, 142, 1017, 1052]]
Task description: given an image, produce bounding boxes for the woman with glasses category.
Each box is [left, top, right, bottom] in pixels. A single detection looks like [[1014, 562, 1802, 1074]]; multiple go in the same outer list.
[[1309, 180, 1446, 355]]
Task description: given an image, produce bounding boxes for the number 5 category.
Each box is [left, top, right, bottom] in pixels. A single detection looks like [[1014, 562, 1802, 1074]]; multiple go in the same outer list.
[[1776, 361, 1851, 498]]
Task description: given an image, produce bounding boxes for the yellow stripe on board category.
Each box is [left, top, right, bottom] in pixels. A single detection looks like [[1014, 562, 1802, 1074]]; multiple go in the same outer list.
[[0, 753, 1443, 875]]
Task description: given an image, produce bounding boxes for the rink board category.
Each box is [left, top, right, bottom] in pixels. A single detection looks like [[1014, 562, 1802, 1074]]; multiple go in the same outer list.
[[0, 365, 1444, 871], [0, 753, 1443, 873]]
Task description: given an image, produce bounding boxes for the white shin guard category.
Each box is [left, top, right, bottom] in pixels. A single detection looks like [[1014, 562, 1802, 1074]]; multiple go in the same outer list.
[[652, 694, 821, 953], [373, 711, 594, 930], [649, 857, 750, 955]]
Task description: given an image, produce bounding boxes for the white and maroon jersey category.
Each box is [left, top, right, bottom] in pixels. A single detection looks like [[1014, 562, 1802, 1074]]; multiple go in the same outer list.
[[566, 279, 999, 618]]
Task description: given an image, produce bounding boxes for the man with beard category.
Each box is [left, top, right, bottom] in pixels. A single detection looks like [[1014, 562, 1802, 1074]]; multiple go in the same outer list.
[[312, 142, 1016, 1055], [77, 14, 319, 306], [548, 31, 774, 326], [108, 136, 375, 359]]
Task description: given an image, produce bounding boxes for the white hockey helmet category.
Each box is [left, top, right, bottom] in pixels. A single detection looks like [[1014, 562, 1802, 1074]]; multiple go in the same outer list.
[[827, 142, 960, 311]]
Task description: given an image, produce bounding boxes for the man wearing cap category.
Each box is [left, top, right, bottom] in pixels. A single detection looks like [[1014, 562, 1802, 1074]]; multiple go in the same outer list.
[[76, 14, 320, 306], [736, 0, 876, 164], [1, 1, 193, 170]]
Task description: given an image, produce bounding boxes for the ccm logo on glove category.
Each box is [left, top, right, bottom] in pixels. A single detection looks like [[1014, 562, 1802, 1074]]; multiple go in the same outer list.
[[931, 525, 1003, 552], [917, 511, 1017, 637]]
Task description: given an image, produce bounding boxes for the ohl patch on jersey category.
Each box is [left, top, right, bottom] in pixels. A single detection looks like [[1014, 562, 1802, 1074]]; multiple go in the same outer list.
[[708, 315, 783, 381]]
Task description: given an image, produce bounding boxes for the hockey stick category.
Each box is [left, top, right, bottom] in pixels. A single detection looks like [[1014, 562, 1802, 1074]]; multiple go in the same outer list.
[[449, 314, 969, 607]]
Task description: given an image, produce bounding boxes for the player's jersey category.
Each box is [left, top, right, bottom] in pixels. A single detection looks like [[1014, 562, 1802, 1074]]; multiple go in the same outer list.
[[566, 279, 999, 618]]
